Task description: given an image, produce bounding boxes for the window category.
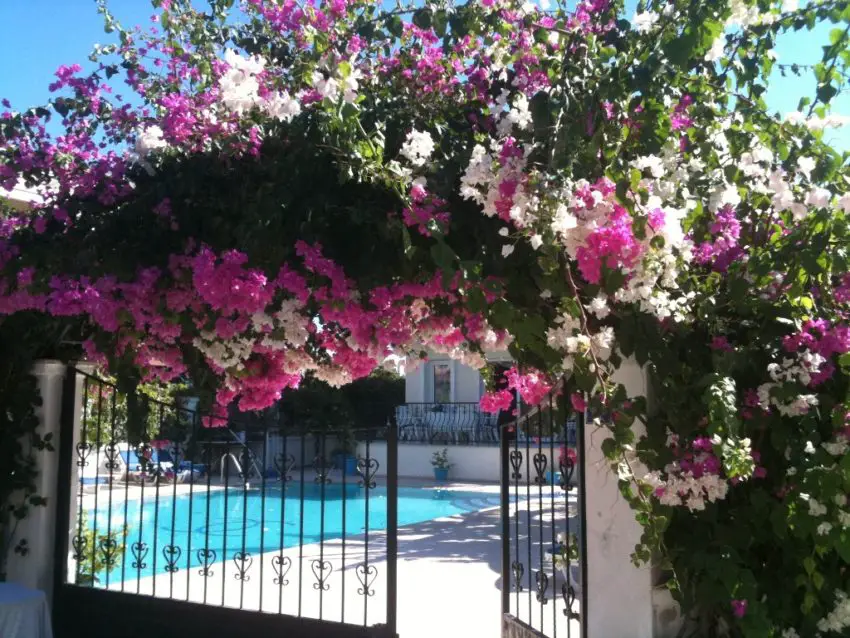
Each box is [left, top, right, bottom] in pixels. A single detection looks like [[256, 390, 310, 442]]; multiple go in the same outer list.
[[433, 363, 452, 403]]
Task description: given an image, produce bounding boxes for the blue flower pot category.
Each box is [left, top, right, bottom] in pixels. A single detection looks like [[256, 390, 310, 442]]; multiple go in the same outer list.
[[344, 455, 358, 476], [434, 467, 449, 482], [333, 453, 359, 476], [546, 470, 562, 485]]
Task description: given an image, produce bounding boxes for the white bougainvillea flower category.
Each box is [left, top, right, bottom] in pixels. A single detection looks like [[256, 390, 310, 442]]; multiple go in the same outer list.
[[631, 11, 659, 32], [400, 129, 436, 167], [134, 125, 167, 157]]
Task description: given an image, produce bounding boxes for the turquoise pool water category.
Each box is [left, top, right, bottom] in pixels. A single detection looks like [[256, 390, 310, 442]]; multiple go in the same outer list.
[[83, 483, 501, 582]]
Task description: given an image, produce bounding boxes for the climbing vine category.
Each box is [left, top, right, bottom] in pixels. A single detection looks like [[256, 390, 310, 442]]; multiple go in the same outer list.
[[1, 0, 850, 633]]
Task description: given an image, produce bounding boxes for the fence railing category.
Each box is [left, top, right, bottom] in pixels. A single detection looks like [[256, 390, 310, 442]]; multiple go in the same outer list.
[[394, 403, 499, 445], [55, 367, 398, 638], [394, 402, 578, 447], [500, 386, 587, 638]]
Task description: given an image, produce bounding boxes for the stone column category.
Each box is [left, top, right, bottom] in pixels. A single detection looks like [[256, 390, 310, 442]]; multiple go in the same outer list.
[[583, 359, 655, 637], [60, 363, 97, 590], [4, 360, 66, 600]]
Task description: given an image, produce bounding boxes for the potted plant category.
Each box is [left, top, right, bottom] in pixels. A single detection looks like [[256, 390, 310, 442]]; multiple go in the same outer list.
[[431, 448, 452, 481], [547, 445, 578, 484], [75, 513, 128, 586], [552, 531, 581, 590], [331, 427, 358, 476]]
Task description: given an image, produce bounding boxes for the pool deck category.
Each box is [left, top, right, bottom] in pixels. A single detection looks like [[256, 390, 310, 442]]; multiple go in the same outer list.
[[75, 478, 579, 637]]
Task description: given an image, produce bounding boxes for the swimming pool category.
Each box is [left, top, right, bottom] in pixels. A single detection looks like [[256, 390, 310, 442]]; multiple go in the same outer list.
[[83, 484, 502, 582]]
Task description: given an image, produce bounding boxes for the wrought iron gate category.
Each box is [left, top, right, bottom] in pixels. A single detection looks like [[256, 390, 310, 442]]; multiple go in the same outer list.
[[500, 387, 588, 638], [53, 367, 398, 638]]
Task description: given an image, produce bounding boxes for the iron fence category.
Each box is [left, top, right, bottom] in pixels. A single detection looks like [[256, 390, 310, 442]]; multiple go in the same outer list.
[[500, 387, 587, 638], [394, 402, 500, 445], [54, 367, 398, 638], [393, 402, 578, 450]]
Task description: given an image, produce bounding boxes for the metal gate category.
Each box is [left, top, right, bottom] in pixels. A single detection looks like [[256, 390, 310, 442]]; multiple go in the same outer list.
[[53, 367, 398, 638], [500, 386, 588, 638]]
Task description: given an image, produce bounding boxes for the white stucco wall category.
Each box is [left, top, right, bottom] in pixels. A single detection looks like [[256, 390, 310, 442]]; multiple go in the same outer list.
[[264, 434, 342, 469], [403, 358, 483, 403], [404, 366, 426, 402], [355, 442, 578, 486], [454, 362, 483, 402], [358, 442, 499, 481], [584, 359, 655, 638], [5, 361, 66, 602]]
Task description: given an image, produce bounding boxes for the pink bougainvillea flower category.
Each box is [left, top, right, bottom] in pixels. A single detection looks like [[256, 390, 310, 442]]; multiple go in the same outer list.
[[731, 599, 747, 618], [570, 393, 586, 412]]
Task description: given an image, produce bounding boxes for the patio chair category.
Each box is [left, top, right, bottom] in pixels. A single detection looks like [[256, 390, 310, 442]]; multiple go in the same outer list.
[[118, 448, 174, 484]]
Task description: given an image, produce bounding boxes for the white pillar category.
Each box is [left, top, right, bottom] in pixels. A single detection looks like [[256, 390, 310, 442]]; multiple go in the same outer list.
[[5, 360, 66, 599], [584, 359, 655, 637]]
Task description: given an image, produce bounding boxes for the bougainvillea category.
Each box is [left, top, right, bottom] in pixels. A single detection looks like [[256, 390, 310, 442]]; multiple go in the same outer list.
[[2, 0, 850, 634]]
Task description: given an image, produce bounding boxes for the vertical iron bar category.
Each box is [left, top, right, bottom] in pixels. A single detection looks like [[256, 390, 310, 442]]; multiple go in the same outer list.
[[549, 395, 558, 638], [186, 409, 196, 602], [500, 420, 511, 616], [221, 431, 231, 607], [152, 401, 163, 598], [136, 422, 147, 594], [319, 432, 326, 620], [75, 375, 89, 585], [170, 407, 179, 600], [577, 407, 589, 638], [298, 430, 306, 617], [363, 435, 371, 627], [121, 391, 130, 592], [53, 367, 77, 595], [105, 387, 117, 590], [514, 417, 520, 618], [240, 427, 249, 610], [341, 428, 347, 624], [386, 423, 398, 635], [90, 380, 104, 586], [563, 382, 573, 638], [259, 426, 268, 611], [525, 413, 532, 626], [278, 431, 287, 615], [538, 412, 545, 630], [203, 433, 212, 606]]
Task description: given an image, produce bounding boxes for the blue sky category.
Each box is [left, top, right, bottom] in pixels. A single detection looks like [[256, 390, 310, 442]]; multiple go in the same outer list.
[[0, 0, 847, 150]]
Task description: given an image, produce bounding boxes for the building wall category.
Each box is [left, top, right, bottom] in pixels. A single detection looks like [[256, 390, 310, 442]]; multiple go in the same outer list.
[[404, 358, 483, 403], [356, 441, 578, 486], [403, 351, 513, 404], [454, 362, 483, 402], [404, 367, 426, 402]]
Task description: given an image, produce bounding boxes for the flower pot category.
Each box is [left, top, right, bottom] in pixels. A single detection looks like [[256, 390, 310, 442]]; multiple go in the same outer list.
[[334, 453, 359, 476], [546, 470, 562, 485], [344, 455, 358, 476], [434, 467, 449, 481]]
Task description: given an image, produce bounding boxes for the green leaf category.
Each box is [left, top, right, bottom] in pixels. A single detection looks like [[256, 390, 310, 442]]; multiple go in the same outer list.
[[663, 30, 699, 68], [837, 532, 850, 563], [803, 556, 815, 575], [433, 10, 448, 37], [817, 82, 838, 105], [529, 91, 552, 136], [412, 8, 432, 30], [387, 15, 404, 38], [430, 242, 455, 273]]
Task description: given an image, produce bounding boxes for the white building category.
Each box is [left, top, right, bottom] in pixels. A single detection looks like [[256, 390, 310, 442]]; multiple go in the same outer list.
[[366, 351, 575, 482], [402, 352, 512, 404], [1, 179, 43, 210]]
